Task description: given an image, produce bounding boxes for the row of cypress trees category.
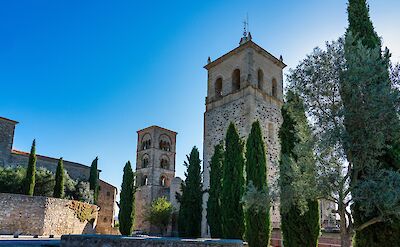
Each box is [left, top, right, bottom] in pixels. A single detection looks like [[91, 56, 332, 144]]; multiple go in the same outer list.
[[22, 139, 100, 201], [207, 121, 273, 246], [206, 94, 320, 246]]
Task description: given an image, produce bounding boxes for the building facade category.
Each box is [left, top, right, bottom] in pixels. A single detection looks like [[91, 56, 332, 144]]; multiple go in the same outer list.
[[134, 126, 181, 234], [201, 34, 286, 237], [0, 116, 117, 235]]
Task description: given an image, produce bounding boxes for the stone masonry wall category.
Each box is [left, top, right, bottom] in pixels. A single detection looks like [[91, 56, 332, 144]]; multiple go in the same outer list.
[[0, 193, 98, 236]]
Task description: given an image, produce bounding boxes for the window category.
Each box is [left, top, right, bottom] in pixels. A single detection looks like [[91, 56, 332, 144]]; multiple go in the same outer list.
[[232, 69, 241, 92], [215, 78, 222, 98], [160, 158, 169, 169], [258, 69, 264, 90], [272, 78, 278, 97], [103, 217, 107, 223], [160, 176, 167, 187], [142, 140, 151, 150], [106, 191, 111, 197], [159, 140, 171, 151], [142, 176, 148, 186], [142, 155, 149, 168]]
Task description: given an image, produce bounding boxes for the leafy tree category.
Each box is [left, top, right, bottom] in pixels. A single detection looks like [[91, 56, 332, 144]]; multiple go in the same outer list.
[[145, 197, 173, 235], [278, 92, 320, 247], [178, 147, 202, 238], [23, 139, 37, 195], [342, 0, 400, 245], [221, 123, 245, 239], [89, 157, 99, 204], [243, 121, 271, 247], [207, 144, 224, 238], [53, 158, 65, 198], [118, 161, 135, 236], [288, 36, 400, 246]]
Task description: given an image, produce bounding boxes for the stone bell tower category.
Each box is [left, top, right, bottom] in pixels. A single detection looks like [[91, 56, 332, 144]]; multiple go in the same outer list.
[[201, 33, 286, 237], [134, 126, 177, 233]]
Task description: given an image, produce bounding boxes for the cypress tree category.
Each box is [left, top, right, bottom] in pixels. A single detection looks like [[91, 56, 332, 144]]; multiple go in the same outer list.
[[119, 161, 135, 236], [244, 121, 270, 247], [178, 147, 203, 238], [279, 91, 320, 247], [207, 144, 224, 238], [23, 139, 36, 195], [89, 157, 99, 204], [221, 123, 245, 239], [53, 157, 65, 198], [343, 1, 400, 245]]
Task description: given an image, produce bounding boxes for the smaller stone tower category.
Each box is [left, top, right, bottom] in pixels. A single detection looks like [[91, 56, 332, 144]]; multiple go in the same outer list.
[[134, 126, 177, 233], [0, 117, 18, 166]]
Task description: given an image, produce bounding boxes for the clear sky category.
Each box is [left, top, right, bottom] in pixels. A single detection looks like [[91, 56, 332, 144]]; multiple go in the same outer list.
[[1, 0, 399, 192]]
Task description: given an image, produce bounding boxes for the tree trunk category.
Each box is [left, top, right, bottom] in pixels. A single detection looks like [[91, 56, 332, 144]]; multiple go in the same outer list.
[[339, 206, 352, 247], [340, 232, 352, 247]]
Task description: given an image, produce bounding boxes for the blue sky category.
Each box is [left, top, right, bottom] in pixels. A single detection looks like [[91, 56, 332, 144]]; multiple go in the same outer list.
[[1, 0, 399, 192]]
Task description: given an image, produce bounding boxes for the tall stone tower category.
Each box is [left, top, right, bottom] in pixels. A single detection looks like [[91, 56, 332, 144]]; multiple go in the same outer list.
[[134, 126, 177, 233], [201, 33, 286, 237], [0, 117, 18, 166]]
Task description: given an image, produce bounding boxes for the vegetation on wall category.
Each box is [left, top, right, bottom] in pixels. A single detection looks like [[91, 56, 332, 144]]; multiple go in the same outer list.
[[23, 139, 36, 196], [178, 147, 203, 238], [145, 197, 173, 235], [118, 161, 135, 236], [68, 200, 98, 222], [221, 123, 245, 239], [207, 144, 224, 238]]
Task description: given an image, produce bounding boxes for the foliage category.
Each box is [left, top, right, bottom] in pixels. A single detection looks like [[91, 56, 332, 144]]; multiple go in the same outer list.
[[207, 144, 224, 238], [68, 200, 98, 222], [178, 147, 203, 238], [221, 123, 245, 239], [145, 197, 174, 235], [243, 121, 270, 247], [23, 139, 37, 195], [53, 158, 65, 198], [118, 161, 135, 236], [0, 166, 25, 194], [72, 181, 94, 204], [0, 165, 93, 203], [343, 0, 400, 242], [278, 91, 320, 247], [89, 157, 99, 204], [287, 38, 352, 246]]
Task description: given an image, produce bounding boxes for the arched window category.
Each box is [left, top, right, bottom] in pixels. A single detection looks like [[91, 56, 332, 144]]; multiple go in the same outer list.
[[159, 134, 172, 151], [258, 69, 264, 90], [160, 158, 169, 169], [142, 155, 149, 168], [142, 175, 148, 186], [160, 176, 167, 187], [141, 134, 152, 150], [272, 78, 278, 98], [232, 69, 241, 92], [215, 78, 223, 98]]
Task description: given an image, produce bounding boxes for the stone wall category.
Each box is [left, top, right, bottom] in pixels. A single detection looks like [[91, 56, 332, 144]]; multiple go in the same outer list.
[[0, 193, 98, 236], [61, 235, 244, 247]]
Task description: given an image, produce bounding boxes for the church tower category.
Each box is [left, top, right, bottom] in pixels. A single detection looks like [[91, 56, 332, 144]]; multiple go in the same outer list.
[[134, 126, 177, 233], [201, 33, 286, 237]]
